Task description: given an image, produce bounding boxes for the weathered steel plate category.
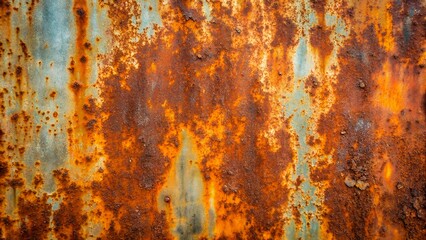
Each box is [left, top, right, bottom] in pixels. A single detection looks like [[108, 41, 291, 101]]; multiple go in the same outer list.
[[0, 0, 425, 239]]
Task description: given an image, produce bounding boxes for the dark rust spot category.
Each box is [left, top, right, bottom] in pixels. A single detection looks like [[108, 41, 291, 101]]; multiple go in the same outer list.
[[17, 191, 51, 240], [52, 168, 87, 239], [71, 81, 82, 91], [79, 55, 87, 63], [76, 8, 85, 19], [83, 42, 91, 49], [15, 66, 22, 77], [10, 113, 18, 121], [8, 178, 24, 188], [83, 98, 96, 114], [0, 161, 7, 178], [18, 147, 25, 154], [19, 40, 29, 58], [305, 75, 319, 97], [85, 119, 96, 130], [85, 156, 92, 163], [32, 174, 44, 188]]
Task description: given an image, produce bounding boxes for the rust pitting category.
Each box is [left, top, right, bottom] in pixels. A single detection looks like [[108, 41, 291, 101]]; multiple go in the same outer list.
[[67, 0, 96, 166], [49, 91, 56, 98], [0, 0, 11, 19], [71, 81, 82, 92], [316, 27, 384, 239], [19, 40, 29, 59], [391, 0, 425, 62], [16, 191, 51, 240], [1, 0, 425, 239], [315, 4, 426, 236], [52, 168, 87, 240]]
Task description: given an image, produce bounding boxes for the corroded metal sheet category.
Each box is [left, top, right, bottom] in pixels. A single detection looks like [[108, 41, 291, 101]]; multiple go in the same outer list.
[[0, 0, 425, 239]]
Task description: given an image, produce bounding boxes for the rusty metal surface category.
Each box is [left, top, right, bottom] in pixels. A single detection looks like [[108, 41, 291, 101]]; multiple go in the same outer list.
[[0, 0, 425, 239]]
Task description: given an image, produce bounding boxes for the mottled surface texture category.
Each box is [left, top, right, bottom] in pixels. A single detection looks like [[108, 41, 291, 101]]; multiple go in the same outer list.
[[0, 0, 425, 239]]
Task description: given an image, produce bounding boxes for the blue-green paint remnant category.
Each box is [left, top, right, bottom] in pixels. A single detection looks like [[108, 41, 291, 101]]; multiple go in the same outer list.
[[282, 0, 319, 238], [283, 37, 319, 239], [281, 1, 350, 238], [202, 0, 212, 21], [137, 0, 163, 37], [12, 0, 74, 193], [159, 129, 212, 240]]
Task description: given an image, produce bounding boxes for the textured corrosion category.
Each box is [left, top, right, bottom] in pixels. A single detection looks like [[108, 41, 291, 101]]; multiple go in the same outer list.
[[0, 0, 425, 239]]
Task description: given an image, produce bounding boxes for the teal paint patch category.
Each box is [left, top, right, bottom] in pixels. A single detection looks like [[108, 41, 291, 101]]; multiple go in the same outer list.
[[174, 130, 205, 239], [3, 0, 109, 194], [202, 0, 212, 21], [29, 0, 73, 192], [308, 12, 318, 26], [137, 0, 163, 37], [293, 38, 314, 79], [402, 5, 416, 43], [158, 130, 213, 240], [282, 1, 320, 238], [325, 13, 349, 63], [5, 189, 16, 215], [325, 13, 348, 38], [6, 0, 75, 193], [282, 1, 350, 238], [283, 36, 319, 239]]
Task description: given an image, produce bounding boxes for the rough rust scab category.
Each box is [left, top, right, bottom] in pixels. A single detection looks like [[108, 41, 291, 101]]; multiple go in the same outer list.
[[315, 1, 426, 239], [52, 169, 87, 240], [0, 0, 425, 239]]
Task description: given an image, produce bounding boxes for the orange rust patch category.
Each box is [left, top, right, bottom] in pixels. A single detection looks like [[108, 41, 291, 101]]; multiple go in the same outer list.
[[52, 169, 87, 239], [0, 0, 424, 239]]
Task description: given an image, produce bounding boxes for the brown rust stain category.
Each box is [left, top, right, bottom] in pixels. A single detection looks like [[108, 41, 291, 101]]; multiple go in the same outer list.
[[204, 9, 294, 238], [0, 0, 425, 239], [16, 191, 51, 240], [315, 0, 426, 239], [92, 0, 297, 238], [316, 27, 385, 239], [53, 169, 87, 240], [1, 191, 51, 240], [310, 25, 333, 72], [91, 1, 172, 238], [0, 0, 11, 20]]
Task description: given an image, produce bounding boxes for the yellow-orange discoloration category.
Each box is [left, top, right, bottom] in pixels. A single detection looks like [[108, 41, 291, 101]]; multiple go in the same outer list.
[[0, 0, 425, 239]]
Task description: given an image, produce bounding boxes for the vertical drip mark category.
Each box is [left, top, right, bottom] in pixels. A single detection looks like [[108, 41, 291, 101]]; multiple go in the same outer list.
[[70, 0, 89, 143], [68, 0, 101, 172], [159, 129, 210, 240]]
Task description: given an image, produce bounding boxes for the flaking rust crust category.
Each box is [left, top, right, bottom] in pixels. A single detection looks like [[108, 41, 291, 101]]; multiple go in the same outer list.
[[0, 0, 425, 239]]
